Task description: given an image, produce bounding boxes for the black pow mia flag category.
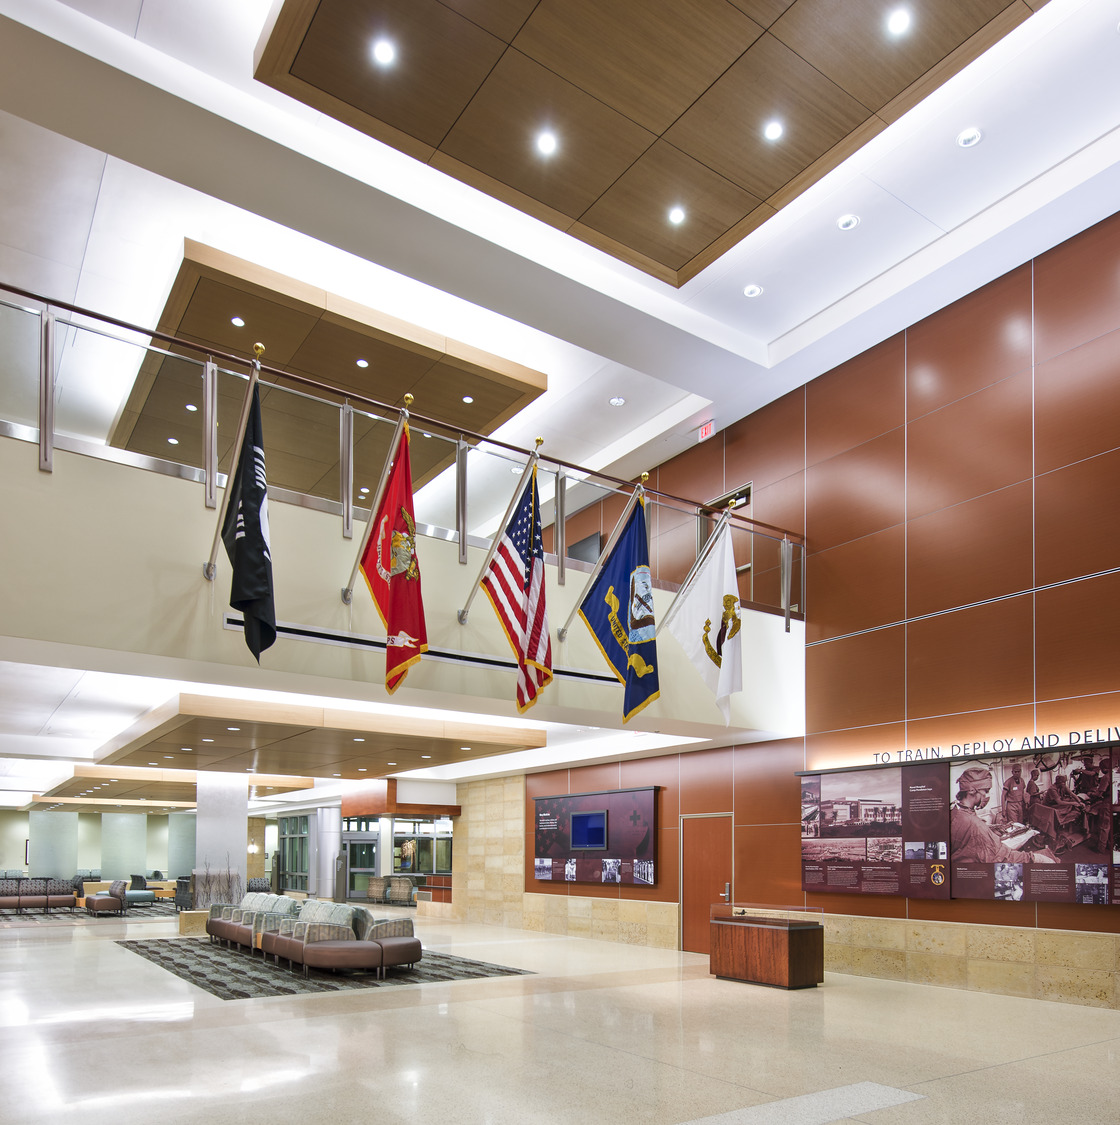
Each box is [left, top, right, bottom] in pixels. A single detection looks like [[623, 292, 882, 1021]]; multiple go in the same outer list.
[[220, 384, 276, 660]]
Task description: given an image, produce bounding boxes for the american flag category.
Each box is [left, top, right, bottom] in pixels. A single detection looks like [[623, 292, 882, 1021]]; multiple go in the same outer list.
[[483, 466, 553, 711]]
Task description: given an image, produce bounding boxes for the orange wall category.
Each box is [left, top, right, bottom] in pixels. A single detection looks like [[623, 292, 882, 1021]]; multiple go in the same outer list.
[[527, 208, 1120, 934]]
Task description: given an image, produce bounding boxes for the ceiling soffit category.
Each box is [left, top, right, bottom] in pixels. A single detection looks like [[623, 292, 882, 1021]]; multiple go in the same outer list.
[[255, 0, 1033, 286], [94, 694, 548, 783], [109, 241, 547, 502]]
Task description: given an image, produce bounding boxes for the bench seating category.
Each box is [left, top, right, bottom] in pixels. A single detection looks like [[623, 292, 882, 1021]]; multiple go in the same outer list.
[[206, 892, 300, 953], [0, 877, 77, 913]]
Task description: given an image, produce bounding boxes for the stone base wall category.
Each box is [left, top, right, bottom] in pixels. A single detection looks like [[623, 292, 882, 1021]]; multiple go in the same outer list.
[[454, 775, 526, 929], [824, 914, 1120, 1009], [521, 892, 679, 947]]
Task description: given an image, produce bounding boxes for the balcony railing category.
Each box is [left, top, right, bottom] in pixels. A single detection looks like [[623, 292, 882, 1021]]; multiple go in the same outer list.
[[0, 283, 805, 620]]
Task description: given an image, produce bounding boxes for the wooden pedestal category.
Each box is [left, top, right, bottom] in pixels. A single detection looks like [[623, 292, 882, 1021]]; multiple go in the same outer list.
[[710, 915, 824, 989]]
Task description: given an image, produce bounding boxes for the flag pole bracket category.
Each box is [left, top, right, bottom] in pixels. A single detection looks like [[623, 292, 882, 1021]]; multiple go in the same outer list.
[[203, 562, 216, 582]]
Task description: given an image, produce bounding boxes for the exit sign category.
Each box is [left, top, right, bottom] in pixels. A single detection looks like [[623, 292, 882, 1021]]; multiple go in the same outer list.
[[697, 419, 715, 442]]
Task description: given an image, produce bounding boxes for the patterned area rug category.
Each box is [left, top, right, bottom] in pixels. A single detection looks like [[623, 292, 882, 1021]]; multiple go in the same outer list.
[[117, 937, 532, 1000], [0, 900, 178, 927]]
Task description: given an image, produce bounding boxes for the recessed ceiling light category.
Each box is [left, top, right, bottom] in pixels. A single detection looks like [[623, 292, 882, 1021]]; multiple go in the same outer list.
[[387, 762, 396, 766], [462, 395, 474, 404], [230, 316, 245, 327], [837, 214, 860, 231], [956, 126, 982, 148], [164, 755, 174, 759], [359, 487, 370, 495], [421, 755, 431, 759], [460, 746, 471, 751], [353, 737, 365, 742], [181, 747, 192, 752], [609, 396, 625, 407], [202, 739, 214, 743], [333, 773, 341, 777], [358, 768, 367, 772], [148, 762, 157, 766], [227, 726, 240, 731], [886, 8, 911, 35], [185, 404, 198, 412], [356, 358, 369, 368], [167, 437, 179, 445], [536, 129, 557, 156], [763, 120, 783, 141], [371, 38, 396, 66], [668, 205, 686, 225], [743, 284, 763, 298]]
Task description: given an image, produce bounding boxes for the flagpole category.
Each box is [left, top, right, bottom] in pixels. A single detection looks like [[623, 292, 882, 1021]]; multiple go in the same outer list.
[[341, 395, 412, 605], [556, 476, 645, 642], [655, 507, 734, 637], [203, 343, 263, 582], [457, 438, 543, 625]]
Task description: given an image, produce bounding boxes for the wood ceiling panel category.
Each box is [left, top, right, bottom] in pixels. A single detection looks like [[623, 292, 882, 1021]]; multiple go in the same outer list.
[[406, 358, 527, 433], [439, 49, 657, 220], [664, 34, 870, 200], [513, 0, 763, 134], [770, 0, 1012, 113], [176, 277, 318, 365], [577, 140, 763, 272], [290, 0, 507, 148], [438, 0, 539, 42], [726, 0, 797, 28]]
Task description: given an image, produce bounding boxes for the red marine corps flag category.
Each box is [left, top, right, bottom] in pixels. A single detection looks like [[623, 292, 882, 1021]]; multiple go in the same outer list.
[[359, 421, 427, 692]]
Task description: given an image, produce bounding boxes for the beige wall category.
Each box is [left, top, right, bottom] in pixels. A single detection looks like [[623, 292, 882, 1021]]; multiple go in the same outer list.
[[0, 810, 27, 870]]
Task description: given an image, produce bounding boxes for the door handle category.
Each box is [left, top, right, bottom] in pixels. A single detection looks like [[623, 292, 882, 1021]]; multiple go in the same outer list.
[[719, 881, 730, 902]]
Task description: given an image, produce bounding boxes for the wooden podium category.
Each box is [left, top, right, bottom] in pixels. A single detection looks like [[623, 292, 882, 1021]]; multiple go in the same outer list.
[[709, 905, 824, 989]]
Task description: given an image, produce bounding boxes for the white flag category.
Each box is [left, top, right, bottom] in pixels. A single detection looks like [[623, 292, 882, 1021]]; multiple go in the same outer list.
[[664, 521, 742, 722]]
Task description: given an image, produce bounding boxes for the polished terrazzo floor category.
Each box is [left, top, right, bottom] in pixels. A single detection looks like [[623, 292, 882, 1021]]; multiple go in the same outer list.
[[1, 908, 1117, 1124]]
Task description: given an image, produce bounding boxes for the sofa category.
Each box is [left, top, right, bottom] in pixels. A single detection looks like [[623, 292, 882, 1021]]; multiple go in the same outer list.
[[85, 879, 128, 916], [260, 901, 421, 978], [365, 875, 418, 905], [206, 892, 300, 953], [0, 877, 77, 913]]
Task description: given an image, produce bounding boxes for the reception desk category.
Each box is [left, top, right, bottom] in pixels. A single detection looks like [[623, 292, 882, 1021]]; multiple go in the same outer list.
[[710, 904, 824, 990]]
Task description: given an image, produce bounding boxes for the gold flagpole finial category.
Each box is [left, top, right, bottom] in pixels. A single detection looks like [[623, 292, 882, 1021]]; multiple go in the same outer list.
[[253, 342, 265, 359], [535, 436, 544, 448], [640, 472, 649, 484], [403, 393, 413, 409]]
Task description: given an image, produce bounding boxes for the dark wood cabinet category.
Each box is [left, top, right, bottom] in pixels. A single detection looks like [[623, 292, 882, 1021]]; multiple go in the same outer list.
[[709, 912, 824, 989]]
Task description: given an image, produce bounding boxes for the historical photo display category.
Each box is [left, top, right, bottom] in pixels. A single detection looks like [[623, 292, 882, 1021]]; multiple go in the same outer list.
[[950, 749, 1114, 903], [801, 762, 949, 897], [534, 786, 657, 886]]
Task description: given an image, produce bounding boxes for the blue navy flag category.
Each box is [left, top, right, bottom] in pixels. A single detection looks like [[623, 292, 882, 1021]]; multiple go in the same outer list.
[[220, 384, 276, 661], [578, 496, 659, 722]]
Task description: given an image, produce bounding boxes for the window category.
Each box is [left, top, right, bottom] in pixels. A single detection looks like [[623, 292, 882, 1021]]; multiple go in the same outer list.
[[278, 815, 309, 891], [392, 816, 453, 874]]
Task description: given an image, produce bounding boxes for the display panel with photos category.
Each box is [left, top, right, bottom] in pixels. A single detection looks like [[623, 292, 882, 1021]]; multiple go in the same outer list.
[[534, 787, 656, 885], [801, 745, 1117, 904]]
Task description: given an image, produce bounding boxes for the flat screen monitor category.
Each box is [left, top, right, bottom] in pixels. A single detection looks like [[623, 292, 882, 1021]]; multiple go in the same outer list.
[[570, 810, 607, 849]]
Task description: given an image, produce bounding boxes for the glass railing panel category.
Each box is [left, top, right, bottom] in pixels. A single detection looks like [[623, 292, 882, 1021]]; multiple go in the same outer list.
[[0, 299, 39, 429], [257, 378, 342, 504]]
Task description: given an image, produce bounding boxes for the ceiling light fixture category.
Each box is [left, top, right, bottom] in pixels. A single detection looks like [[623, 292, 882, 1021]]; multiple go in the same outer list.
[[668, 205, 686, 225], [387, 761, 396, 766], [742, 284, 763, 298], [837, 214, 860, 231], [371, 38, 396, 66], [763, 120, 783, 141], [167, 437, 179, 445], [886, 8, 911, 35], [230, 316, 245, 327], [353, 737, 365, 742], [956, 126, 982, 148], [358, 768, 367, 772], [227, 726, 240, 731], [185, 404, 198, 412], [359, 487, 370, 495], [536, 129, 558, 156], [202, 739, 213, 743], [609, 395, 625, 407], [462, 395, 473, 404], [421, 754, 431, 759]]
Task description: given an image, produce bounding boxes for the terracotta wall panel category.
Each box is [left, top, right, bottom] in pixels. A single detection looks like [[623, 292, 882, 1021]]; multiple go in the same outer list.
[[804, 723, 906, 771], [805, 429, 905, 553], [906, 264, 1033, 420], [724, 386, 805, 491], [621, 754, 681, 824], [1034, 328, 1120, 474], [904, 704, 1036, 757], [1036, 902, 1120, 933], [906, 482, 1034, 618], [656, 434, 726, 506], [733, 738, 804, 825], [1034, 207, 1120, 364], [567, 762, 623, 795], [1036, 572, 1120, 702], [906, 596, 1034, 720], [805, 524, 904, 643], [734, 823, 802, 905], [1034, 691, 1120, 739], [653, 513, 699, 586], [526, 770, 569, 799], [906, 370, 1033, 520], [679, 745, 735, 814], [752, 470, 805, 538], [806, 626, 906, 733], [806, 333, 905, 466], [805, 891, 906, 917], [1035, 448, 1120, 587]]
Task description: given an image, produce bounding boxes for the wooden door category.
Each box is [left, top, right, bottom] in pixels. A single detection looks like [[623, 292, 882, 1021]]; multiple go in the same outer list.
[[680, 813, 733, 954]]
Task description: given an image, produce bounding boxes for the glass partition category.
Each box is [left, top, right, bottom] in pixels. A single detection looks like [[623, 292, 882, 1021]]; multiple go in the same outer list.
[[0, 299, 40, 429]]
